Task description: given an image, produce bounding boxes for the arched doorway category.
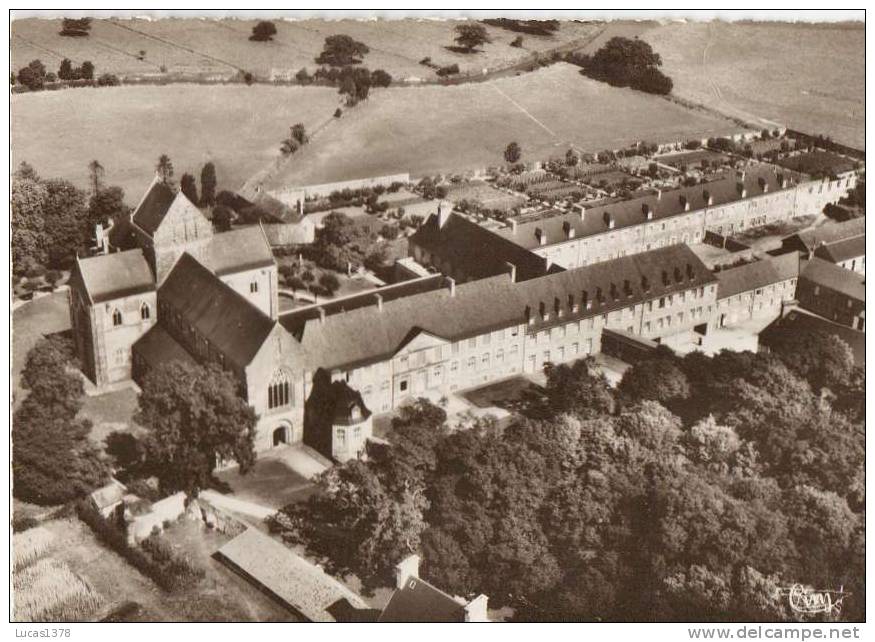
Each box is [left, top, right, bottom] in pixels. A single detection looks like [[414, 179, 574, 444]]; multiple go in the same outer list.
[[273, 426, 289, 447]]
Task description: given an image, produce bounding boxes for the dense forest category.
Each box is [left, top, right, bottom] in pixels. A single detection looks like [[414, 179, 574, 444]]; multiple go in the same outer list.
[[272, 331, 864, 621]]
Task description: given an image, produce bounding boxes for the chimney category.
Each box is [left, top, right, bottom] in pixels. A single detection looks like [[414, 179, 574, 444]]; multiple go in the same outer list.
[[759, 176, 768, 193], [509, 219, 518, 234], [318, 307, 326, 324], [437, 202, 451, 228], [737, 182, 747, 198], [394, 554, 421, 589], [375, 293, 383, 311], [603, 211, 615, 229], [778, 173, 788, 189], [447, 277, 456, 297], [464, 595, 489, 623], [642, 203, 652, 220], [703, 189, 713, 206], [575, 203, 587, 221], [505, 262, 517, 283], [656, 189, 662, 201], [686, 263, 695, 281], [563, 220, 575, 239], [679, 195, 690, 211], [535, 227, 547, 246]]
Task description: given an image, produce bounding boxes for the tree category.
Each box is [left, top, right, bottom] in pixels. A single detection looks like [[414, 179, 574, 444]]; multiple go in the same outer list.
[[180, 172, 198, 205], [211, 204, 233, 232], [316, 34, 370, 66], [17, 60, 46, 91], [295, 68, 311, 84], [578, 36, 674, 96], [565, 148, 579, 167], [80, 60, 95, 80], [88, 159, 105, 196], [370, 69, 392, 87], [12, 172, 49, 275], [136, 361, 257, 496], [13, 336, 107, 505], [199, 162, 217, 207], [318, 272, 340, 295], [250, 20, 277, 42], [156, 154, 174, 185], [766, 328, 855, 392], [619, 354, 691, 408], [88, 185, 129, 233], [543, 358, 615, 418], [58, 58, 74, 80], [504, 141, 522, 164], [290, 123, 308, 145], [59, 18, 92, 37], [454, 24, 492, 52], [41, 178, 90, 268]]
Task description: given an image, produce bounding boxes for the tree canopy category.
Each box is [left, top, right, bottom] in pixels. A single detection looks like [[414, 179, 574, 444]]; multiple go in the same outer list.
[[250, 20, 277, 42], [575, 36, 674, 96], [316, 34, 370, 66], [454, 24, 492, 52]]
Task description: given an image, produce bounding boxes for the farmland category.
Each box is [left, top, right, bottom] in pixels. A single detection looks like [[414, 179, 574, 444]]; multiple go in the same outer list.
[[643, 20, 865, 148], [266, 63, 743, 187], [11, 83, 341, 199], [11, 17, 602, 82]]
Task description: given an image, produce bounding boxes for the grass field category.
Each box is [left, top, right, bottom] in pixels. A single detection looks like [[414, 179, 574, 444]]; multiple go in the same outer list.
[[267, 63, 743, 187], [11, 83, 341, 199], [11, 17, 601, 81], [643, 20, 865, 148]]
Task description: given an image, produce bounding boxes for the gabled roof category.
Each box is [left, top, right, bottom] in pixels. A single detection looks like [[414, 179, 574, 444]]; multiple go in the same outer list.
[[379, 577, 466, 622], [199, 226, 275, 276], [216, 528, 369, 622], [130, 177, 178, 236], [287, 245, 715, 373], [793, 218, 866, 253], [813, 235, 866, 265], [761, 309, 865, 365], [716, 252, 800, 299], [800, 257, 865, 302], [410, 212, 553, 281], [159, 253, 276, 369], [495, 166, 800, 251], [75, 249, 155, 303]]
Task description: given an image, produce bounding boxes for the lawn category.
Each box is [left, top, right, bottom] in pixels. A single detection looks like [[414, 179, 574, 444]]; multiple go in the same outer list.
[[268, 63, 742, 187], [11, 17, 601, 82], [643, 20, 864, 148], [11, 83, 342, 201], [12, 291, 72, 404]]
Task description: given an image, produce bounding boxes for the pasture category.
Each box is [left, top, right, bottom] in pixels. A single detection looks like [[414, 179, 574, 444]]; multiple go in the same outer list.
[[267, 63, 743, 187], [11, 83, 341, 200], [643, 20, 865, 148], [11, 17, 601, 82]]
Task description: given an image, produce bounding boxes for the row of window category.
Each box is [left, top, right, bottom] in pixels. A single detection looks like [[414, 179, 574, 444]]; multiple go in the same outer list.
[[111, 302, 151, 327]]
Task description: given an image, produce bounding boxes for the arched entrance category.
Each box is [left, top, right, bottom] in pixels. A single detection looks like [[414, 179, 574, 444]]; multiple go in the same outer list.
[[272, 425, 289, 447]]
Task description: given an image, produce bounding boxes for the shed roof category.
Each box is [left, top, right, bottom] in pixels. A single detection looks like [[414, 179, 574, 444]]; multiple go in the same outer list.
[[159, 253, 276, 369], [75, 249, 155, 303], [800, 257, 865, 301], [216, 528, 369, 622]]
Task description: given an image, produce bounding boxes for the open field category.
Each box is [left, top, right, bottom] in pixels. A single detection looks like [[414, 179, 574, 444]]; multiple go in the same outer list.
[[268, 63, 743, 187], [11, 17, 602, 82], [11, 84, 341, 200], [643, 20, 865, 148]]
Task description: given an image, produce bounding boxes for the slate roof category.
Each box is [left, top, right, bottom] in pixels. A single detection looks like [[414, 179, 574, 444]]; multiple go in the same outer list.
[[199, 225, 275, 276], [75, 249, 155, 303], [159, 253, 276, 369], [130, 178, 177, 236], [410, 212, 553, 281], [131, 324, 197, 370], [793, 218, 866, 253], [216, 528, 369, 622], [288, 245, 715, 373], [800, 257, 865, 301], [715, 252, 800, 299], [379, 577, 466, 622], [813, 235, 866, 265], [495, 166, 800, 251], [760, 310, 865, 365]]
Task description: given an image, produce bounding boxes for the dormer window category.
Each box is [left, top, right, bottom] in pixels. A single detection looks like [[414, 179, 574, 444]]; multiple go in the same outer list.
[[641, 276, 650, 292], [623, 279, 632, 296], [674, 267, 683, 283], [610, 283, 619, 301], [662, 270, 670, 286], [582, 290, 590, 310], [539, 301, 548, 321], [112, 308, 122, 326], [686, 263, 695, 281], [595, 287, 604, 303]]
